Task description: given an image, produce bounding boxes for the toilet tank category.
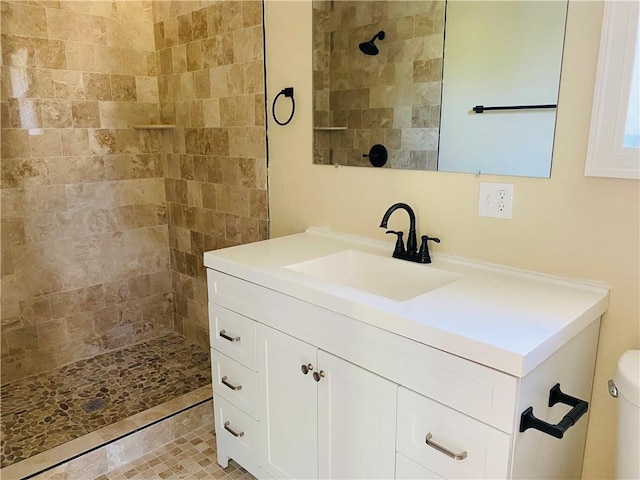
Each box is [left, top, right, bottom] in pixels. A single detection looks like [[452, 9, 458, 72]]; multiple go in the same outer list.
[[613, 350, 640, 479]]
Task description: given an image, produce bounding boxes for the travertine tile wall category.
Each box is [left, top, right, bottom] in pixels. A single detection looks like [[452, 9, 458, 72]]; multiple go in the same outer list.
[[0, 0, 268, 383], [313, 0, 445, 170], [152, 0, 268, 348], [312, 0, 331, 163], [0, 1, 173, 384]]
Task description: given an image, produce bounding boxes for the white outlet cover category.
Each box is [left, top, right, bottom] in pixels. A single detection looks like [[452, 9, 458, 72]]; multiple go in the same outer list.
[[479, 183, 514, 219]]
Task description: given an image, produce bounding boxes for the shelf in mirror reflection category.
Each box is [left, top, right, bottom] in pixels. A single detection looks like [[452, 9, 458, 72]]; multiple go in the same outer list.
[[131, 124, 176, 130]]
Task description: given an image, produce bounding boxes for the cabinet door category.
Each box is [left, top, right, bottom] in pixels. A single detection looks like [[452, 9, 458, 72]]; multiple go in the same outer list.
[[257, 324, 318, 479], [317, 350, 397, 480]]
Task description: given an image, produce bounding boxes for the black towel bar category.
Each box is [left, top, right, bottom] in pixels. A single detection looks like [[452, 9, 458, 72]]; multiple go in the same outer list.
[[472, 104, 557, 113]]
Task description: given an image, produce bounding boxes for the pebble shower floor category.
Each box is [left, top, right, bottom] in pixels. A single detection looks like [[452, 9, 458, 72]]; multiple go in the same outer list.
[[0, 333, 211, 468]]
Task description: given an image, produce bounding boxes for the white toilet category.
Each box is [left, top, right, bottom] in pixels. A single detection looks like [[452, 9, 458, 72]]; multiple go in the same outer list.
[[610, 350, 640, 479]]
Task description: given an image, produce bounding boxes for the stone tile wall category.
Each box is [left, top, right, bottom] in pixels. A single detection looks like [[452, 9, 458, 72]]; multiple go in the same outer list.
[[152, 1, 268, 348], [313, 0, 445, 170], [0, 1, 173, 384], [0, 0, 268, 383]]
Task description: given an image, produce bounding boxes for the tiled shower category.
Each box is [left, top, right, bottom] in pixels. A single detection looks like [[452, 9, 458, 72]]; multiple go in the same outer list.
[[0, 0, 267, 473]]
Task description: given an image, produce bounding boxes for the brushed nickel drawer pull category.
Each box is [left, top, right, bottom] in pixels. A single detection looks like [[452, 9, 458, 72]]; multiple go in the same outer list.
[[219, 329, 240, 342], [425, 433, 468, 460], [221, 376, 242, 391], [223, 421, 244, 437]]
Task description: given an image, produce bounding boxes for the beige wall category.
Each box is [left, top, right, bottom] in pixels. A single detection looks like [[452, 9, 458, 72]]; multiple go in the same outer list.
[[265, 1, 639, 478]]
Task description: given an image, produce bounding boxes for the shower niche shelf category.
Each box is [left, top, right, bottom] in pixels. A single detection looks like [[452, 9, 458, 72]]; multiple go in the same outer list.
[[313, 126, 347, 131], [131, 124, 176, 130]]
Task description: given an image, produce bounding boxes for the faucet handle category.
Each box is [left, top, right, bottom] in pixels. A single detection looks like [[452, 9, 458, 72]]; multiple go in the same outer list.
[[386, 230, 406, 256], [418, 235, 441, 264], [420, 235, 440, 246]]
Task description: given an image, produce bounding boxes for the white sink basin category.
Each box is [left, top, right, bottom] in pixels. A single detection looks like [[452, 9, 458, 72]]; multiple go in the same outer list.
[[285, 250, 463, 301]]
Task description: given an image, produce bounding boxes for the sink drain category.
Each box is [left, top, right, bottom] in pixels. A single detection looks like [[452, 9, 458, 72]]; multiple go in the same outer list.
[[81, 398, 107, 413]]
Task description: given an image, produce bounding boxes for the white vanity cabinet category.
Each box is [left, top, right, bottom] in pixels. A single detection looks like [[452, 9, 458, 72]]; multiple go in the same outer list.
[[204, 229, 609, 480], [209, 299, 397, 480], [257, 324, 397, 479]]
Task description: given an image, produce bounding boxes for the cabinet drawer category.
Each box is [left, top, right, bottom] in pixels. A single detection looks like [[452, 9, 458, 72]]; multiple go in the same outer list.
[[397, 387, 511, 479], [213, 395, 260, 468], [395, 453, 444, 479], [211, 349, 258, 419], [209, 303, 256, 370]]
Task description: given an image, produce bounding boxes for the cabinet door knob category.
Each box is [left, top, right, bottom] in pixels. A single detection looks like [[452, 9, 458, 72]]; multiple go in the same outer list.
[[425, 433, 467, 460], [301, 363, 314, 375], [223, 421, 245, 438], [313, 370, 325, 382]]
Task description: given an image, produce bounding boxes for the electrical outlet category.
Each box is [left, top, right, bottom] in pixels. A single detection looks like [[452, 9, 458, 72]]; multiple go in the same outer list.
[[479, 183, 513, 219]]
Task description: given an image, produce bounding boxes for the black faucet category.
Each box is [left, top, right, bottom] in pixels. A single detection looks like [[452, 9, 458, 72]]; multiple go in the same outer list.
[[379, 203, 440, 264]]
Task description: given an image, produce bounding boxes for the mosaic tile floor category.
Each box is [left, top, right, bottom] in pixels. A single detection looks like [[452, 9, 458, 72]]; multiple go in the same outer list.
[[1, 333, 211, 469], [91, 426, 255, 480]]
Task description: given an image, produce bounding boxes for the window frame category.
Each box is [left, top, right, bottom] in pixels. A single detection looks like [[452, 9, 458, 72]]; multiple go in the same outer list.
[[585, 0, 639, 180]]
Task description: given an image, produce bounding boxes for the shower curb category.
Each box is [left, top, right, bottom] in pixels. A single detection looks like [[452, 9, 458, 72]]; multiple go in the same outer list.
[[0, 386, 213, 480]]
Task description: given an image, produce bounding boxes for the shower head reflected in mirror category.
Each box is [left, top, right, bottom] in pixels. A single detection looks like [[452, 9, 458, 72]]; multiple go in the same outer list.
[[359, 31, 385, 56]]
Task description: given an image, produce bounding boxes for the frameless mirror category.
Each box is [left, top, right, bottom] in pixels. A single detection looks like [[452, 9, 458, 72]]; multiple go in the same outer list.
[[312, 0, 568, 177]]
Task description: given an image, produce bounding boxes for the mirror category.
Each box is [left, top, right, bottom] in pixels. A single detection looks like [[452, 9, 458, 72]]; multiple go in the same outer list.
[[312, 0, 568, 177]]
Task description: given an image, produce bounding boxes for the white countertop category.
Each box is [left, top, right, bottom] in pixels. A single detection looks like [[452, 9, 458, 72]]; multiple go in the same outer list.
[[203, 228, 609, 377]]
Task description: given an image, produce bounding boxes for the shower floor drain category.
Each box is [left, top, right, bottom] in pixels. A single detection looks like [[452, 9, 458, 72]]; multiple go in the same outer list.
[[81, 398, 107, 413]]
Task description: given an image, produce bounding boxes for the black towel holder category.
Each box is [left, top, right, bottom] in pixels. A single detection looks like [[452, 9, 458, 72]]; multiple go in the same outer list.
[[272, 87, 295, 126], [519, 383, 589, 439], [472, 104, 557, 113]]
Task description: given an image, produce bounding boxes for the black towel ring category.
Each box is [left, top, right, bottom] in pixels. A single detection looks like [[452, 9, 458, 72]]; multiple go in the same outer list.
[[272, 87, 295, 126]]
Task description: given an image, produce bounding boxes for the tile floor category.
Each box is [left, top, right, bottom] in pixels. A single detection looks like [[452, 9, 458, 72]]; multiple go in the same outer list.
[[92, 425, 255, 480], [5, 388, 214, 480], [1, 333, 211, 468]]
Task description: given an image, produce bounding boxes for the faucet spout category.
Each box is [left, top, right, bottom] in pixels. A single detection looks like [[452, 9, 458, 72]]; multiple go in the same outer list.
[[379, 202, 417, 253]]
